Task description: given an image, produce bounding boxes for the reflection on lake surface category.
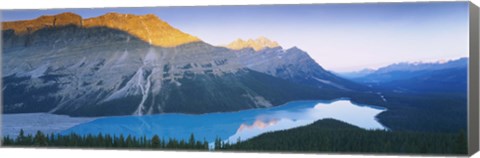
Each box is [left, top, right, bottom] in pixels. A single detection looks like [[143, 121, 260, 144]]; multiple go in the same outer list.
[[59, 99, 386, 144]]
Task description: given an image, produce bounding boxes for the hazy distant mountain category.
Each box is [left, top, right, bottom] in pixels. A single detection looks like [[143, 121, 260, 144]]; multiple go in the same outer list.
[[2, 13, 367, 117], [337, 68, 376, 79], [376, 58, 467, 72], [226, 37, 280, 51], [342, 58, 468, 93]]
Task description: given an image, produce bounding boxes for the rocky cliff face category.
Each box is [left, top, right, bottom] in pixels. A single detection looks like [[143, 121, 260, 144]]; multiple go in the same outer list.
[[82, 13, 200, 47], [231, 46, 361, 91], [2, 12, 83, 35], [2, 12, 371, 117], [2, 12, 200, 47]]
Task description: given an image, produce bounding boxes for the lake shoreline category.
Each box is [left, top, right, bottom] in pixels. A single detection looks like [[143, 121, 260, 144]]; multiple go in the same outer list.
[[3, 99, 388, 144]]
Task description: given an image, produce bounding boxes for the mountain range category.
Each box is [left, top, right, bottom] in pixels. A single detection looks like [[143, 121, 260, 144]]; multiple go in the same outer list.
[[339, 58, 468, 93], [2, 12, 369, 117]]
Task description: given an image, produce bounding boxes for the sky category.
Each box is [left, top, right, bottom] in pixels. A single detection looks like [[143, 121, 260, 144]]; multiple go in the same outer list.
[[1, 2, 469, 72]]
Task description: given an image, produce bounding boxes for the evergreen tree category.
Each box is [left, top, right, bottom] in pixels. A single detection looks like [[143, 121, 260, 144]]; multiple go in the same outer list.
[[188, 133, 195, 149], [179, 139, 186, 149], [214, 137, 221, 149], [161, 138, 166, 148], [151, 135, 160, 148], [16, 129, 26, 145], [48, 133, 55, 145], [33, 131, 47, 146], [97, 133, 105, 147], [103, 134, 111, 147], [455, 130, 467, 154], [143, 136, 148, 148], [117, 134, 125, 147]]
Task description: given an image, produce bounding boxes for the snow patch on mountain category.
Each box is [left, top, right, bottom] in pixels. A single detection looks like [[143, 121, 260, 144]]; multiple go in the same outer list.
[[313, 77, 349, 91], [243, 94, 272, 108], [101, 68, 146, 103], [15, 63, 50, 78], [116, 50, 129, 64], [377, 92, 387, 102], [134, 68, 153, 116]]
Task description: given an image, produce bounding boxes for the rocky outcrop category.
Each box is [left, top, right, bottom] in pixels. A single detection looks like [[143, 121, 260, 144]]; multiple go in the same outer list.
[[226, 36, 280, 51], [2, 12, 200, 47], [82, 13, 200, 47], [2, 12, 82, 35]]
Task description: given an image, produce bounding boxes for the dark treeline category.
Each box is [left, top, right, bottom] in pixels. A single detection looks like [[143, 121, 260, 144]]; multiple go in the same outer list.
[[348, 91, 467, 133], [2, 119, 467, 155], [2, 130, 210, 150], [219, 119, 468, 155]]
